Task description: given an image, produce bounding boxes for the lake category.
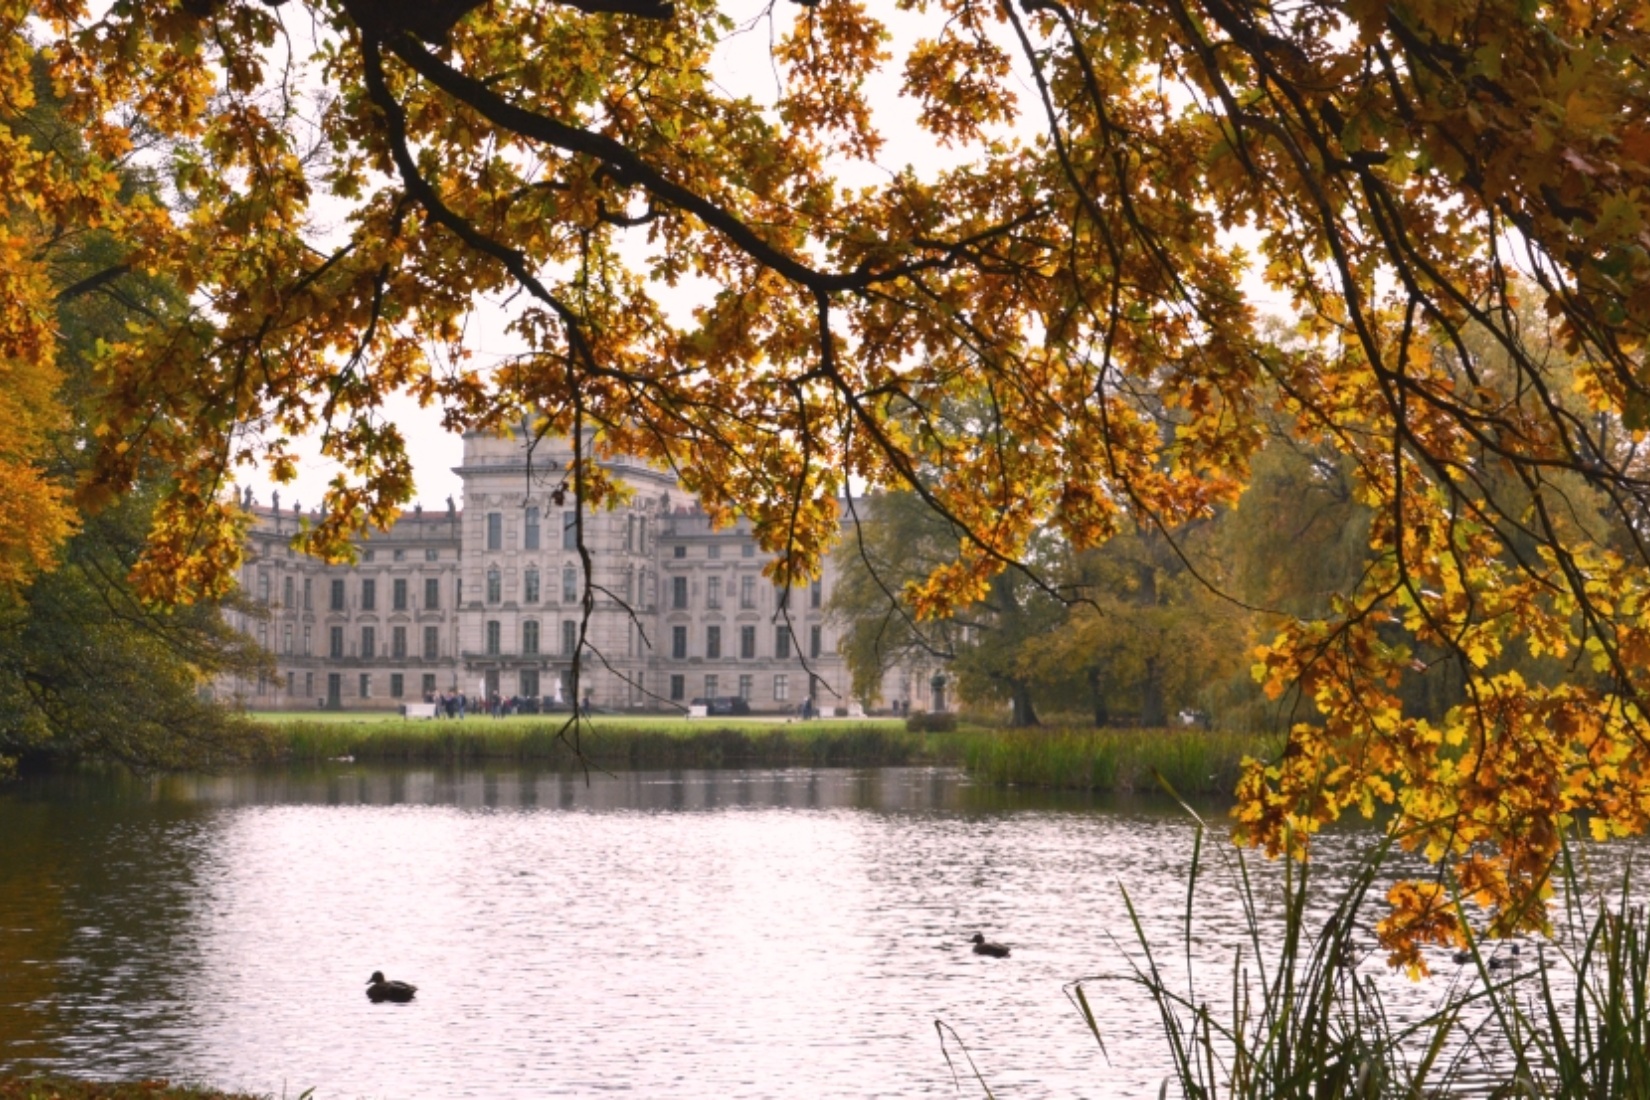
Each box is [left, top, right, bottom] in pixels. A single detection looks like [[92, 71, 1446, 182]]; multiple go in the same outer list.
[[0, 766, 1589, 1098]]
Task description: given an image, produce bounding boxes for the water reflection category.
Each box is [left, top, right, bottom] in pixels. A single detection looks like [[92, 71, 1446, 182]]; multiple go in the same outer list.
[[0, 767, 1631, 1098]]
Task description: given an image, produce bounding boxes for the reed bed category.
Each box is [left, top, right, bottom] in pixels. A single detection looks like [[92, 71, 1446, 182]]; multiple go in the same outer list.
[[1067, 814, 1650, 1099], [0, 1079, 273, 1100], [958, 726, 1281, 796]]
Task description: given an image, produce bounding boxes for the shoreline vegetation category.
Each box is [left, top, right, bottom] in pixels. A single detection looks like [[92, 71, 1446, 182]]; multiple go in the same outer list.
[[0, 1078, 269, 1100], [245, 710, 1279, 797]]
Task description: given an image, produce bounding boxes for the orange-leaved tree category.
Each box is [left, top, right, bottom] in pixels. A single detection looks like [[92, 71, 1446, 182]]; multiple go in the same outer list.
[[7, 0, 1650, 969]]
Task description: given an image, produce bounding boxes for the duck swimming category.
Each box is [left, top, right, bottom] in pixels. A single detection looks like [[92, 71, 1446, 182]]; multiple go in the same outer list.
[[970, 933, 1011, 958], [366, 971, 417, 1002]]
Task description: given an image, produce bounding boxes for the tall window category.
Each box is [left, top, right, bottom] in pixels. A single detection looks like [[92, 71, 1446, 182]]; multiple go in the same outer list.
[[706, 625, 722, 659], [487, 512, 503, 550], [422, 673, 437, 696], [392, 625, 407, 659], [361, 625, 376, 658], [562, 510, 578, 549], [520, 669, 539, 697], [522, 620, 540, 655], [283, 623, 293, 655], [775, 626, 791, 660], [393, 578, 408, 610], [487, 568, 501, 603], [669, 674, 685, 701], [524, 506, 540, 550], [671, 625, 688, 659], [740, 625, 756, 659], [425, 577, 440, 609], [562, 565, 578, 604], [304, 578, 312, 610], [740, 575, 755, 608], [423, 625, 439, 660], [524, 568, 540, 603], [810, 579, 823, 609], [706, 576, 721, 609], [330, 579, 345, 611], [672, 576, 688, 609], [704, 674, 719, 698], [773, 674, 789, 702], [390, 673, 404, 698], [283, 575, 294, 607], [810, 624, 822, 658], [486, 620, 501, 655], [329, 626, 344, 659], [562, 619, 578, 656], [303, 625, 312, 656], [359, 673, 371, 698], [456, 577, 463, 604], [737, 674, 752, 700], [361, 578, 376, 611], [258, 572, 270, 605]]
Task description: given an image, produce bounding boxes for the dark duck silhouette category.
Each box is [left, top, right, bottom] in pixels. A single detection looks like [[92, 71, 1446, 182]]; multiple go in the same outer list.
[[366, 970, 418, 1002], [970, 933, 1011, 958]]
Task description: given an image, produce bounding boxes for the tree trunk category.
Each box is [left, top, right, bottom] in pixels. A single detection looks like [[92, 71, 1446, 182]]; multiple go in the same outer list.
[[1140, 657, 1165, 727], [1008, 677, 1040, 728], [1087, 665, 1110, 727]]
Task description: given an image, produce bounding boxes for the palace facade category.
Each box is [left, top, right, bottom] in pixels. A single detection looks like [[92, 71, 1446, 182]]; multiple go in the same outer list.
[[220, 433, 872, 713]]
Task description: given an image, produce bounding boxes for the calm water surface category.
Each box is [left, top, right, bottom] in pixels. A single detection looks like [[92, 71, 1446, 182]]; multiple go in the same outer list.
[[0, 766, 1598, 1098]]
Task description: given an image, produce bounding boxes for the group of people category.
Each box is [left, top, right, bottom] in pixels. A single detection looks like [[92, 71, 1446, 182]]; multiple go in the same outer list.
[[424, 690, 593, 719]]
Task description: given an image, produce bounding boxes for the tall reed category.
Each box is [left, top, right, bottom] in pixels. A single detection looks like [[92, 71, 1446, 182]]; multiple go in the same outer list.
[[960, 727, 1279, 796], [1066, 811, 1650, 1098]]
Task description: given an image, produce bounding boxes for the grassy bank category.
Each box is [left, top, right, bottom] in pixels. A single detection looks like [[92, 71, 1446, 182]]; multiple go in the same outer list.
[[957, 725, 1280, 796], [261, 712, 939, 770]]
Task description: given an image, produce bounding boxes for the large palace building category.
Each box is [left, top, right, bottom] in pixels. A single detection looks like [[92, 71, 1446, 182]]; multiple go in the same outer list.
[[220, 432, 869, 714]]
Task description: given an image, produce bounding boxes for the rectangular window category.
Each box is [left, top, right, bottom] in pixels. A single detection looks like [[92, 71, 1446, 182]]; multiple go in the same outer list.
[[672, 576, 688, 609], [359, 673, 370, 698], [330, 578, 345, 611], [520, 668, 539, 698], [562, 510, 578, 550], [390, 673, 404, 698], [364, 550, 375, 563], [740, 575, 756, 608], [304, 577, 312, 610], [422, 673, 437, 697], [562, 567, 577, 604], [671, 625, 688, 660], [523, 620, 540, 655], [426, 548, 439, 562], [361, 578, 376, 611], [425, 577, 440, 610], [708, 544, 721, 560], [456, 578, 462, 604], [258, 572, 270, 604], [423, 625, 439, 660], [329, 626, 344, 659], [742, 542, 755, 558], [775, 626, 791, 660], [810, 580, 823, 609], [283, 623, 293, 655], [673, 545, 686, 559], [303, 624, 312, 656], [393, 549, 405, 562], [704, 674, 718, 698], [361, 625, 376, 658], [740, 625, 756, 659], [486, 569, 501, 603], [487, 512, 503, 551], [737, 674, 752, 700], [392, 626, 407, 659], [524, 568, 540, 603], [305, 671, 314, 698], [283, 575, 294, 608], [486, 620, 501, 656], [774, 674, 789, 702], [706, 625, 721, 659], [669, 674, 685, 701], [524, 506, 540, 550], [562, 619, 577, 656], [706, 576, 721, 609], [810, 624, 822, 659], [393, 578, 408, 610], [257, 622, 268, 649]]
